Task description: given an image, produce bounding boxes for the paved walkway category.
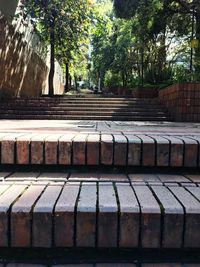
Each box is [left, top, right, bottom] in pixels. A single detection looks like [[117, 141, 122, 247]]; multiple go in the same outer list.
[[1, 120, 200, 135]]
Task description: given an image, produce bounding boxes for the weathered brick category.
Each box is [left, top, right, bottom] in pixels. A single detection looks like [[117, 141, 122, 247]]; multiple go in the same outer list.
[[1, 134, 21, 164], [151, 186, 184, 248], [58, 134, 75, 165], [98, 183, 118, 247], [125, 135, 141, 166], [138, 135, 155, 166], [113, 134, 127, 166], [176, 137, 198, 167], [169, 187, 200, 248], [101, 134, 113, 165], [0, 183, 29, 247], [87, 134, 100, 165], [165, 136, 184, 167], [133, 185, 161, 248], [11, 184, 46, 247], [33, 184, 63, 247], [45, 135, 62, 165], [73, 134, 88, 165], [151, 135, 170, 167], [76, 183, 97, 247], [16, 134, 36, 165], [116, 183, 139, 247], [31, 134, 49, 165], [54, 183, 80, 247]]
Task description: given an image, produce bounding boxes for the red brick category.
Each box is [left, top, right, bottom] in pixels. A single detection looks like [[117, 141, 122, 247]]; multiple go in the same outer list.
[[76, 182, 97, 247], [33, 184, 63, 247], [138, 135, 155, 166], [16, 134, 36, 165], [31, 134, 50, 165], [11, 183, 46, 247], [151, 135, 170, 167], [133, 185, 161, 248], [125, 135, 141, 166], [73, 134, 88, 165], [54, 183, 80, 247], [87, 134, 100, 165], [0, 183, 29, 247], [98, 182, 118, 247], [113, 134, 127, 166], [45, 135, 62, 165], [165, 136, 184, 167], [116, 183, 139, 247], [58, 134, 76, 165], [101, 134, 113, 165]]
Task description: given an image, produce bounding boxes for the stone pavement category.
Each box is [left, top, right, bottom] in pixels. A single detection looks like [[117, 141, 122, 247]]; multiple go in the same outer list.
[[1, 120, 200, 134]]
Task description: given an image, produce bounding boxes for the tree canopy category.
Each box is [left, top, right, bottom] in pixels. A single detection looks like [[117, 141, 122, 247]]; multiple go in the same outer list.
[[89, 0, 200, 90]]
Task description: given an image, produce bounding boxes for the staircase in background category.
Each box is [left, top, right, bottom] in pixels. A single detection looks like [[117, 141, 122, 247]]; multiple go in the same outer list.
[[0, 96, 171, 121]]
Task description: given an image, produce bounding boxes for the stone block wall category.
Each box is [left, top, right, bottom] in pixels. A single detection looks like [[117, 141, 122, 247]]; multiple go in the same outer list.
[[159, 83, 200, 122]]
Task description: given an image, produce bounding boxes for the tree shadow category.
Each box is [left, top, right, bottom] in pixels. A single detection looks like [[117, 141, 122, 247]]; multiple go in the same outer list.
[[0, 14, 48, 99]]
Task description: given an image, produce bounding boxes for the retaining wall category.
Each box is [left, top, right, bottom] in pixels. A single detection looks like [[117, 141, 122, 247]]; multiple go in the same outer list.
[[159, 83, 200, 122]]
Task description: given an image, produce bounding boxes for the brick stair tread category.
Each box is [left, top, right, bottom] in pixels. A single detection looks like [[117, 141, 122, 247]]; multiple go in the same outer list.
[[0, 96, 170, 121], [0, 132, 197, 167], [0, 110, 167, 115], [0, 172, 199, 248], [0, 115, 170, 121]]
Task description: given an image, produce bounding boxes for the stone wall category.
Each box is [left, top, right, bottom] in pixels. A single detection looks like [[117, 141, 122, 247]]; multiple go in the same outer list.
[[159, 83, 200, 122]]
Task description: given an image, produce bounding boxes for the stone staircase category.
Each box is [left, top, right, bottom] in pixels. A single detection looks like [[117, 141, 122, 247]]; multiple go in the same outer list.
[[0, 97, 171, 121]]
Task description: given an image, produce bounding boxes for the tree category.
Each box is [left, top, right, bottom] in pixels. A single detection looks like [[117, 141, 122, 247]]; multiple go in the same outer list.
[[113, 0, 200, 81], [19, 0, 92, 95]]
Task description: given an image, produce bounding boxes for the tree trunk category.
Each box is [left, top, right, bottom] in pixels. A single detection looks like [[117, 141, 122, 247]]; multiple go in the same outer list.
[[74, 75, 78, 91], [195, 8, 200, 81], [48, 25, 55, 97], [69, 75, 72, 89], [65, 63, 69, 92]]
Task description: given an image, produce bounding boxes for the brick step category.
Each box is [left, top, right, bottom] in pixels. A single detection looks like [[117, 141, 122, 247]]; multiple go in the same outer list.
[[0, 110, 167, 116], [5, 97, 159, 102], [0, 115, 170, 121], [0, 132, 197, 168], [0, 103, 166, 110], [0, 263, 198, 267], [1, 103, 164, 108], [0, 171, 199, 248]]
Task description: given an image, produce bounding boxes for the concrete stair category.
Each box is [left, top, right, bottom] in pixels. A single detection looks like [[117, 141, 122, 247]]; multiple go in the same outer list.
[[0, 97, 171, 121]]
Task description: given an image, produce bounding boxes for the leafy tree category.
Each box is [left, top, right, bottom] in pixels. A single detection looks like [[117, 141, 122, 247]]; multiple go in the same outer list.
[[113, 0, 200, 81]]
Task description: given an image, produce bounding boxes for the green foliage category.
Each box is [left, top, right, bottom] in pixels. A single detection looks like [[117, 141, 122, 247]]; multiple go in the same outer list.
[[113, 0, 139, 19], [172, 65, 191, 83], [104, 71, 122, 87]]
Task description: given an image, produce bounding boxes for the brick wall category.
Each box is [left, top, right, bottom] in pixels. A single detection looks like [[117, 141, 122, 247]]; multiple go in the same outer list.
[[104, 87, 158, 98], [159, 83, 200, 122], [0, 14, 64, 98]]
